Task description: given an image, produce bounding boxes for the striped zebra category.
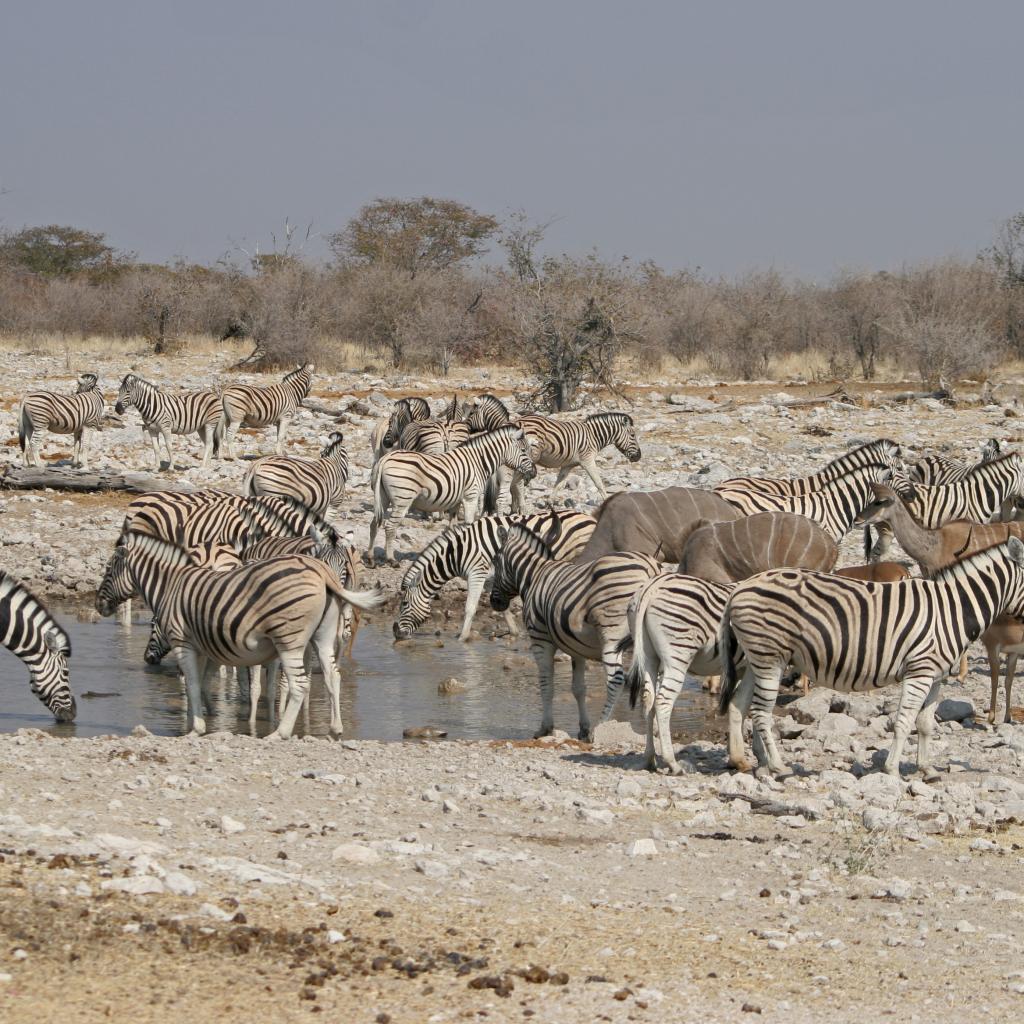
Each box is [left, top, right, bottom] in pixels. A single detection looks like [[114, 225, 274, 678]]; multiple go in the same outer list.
[[114, 373, 221, 470], [368, 425, 536, 566], [869, 451, 1024, 560], [912, 438, 1001, 485], [381, 396, 432, 449], [511, 411, 642, 511], [713, 438, 904, 513], [393, 510, 596, 641], [219, 362, 314, 459], [718, 538, 1024, 779], [98, 531, 382, 737], [0, 570, 74, 722], [396, 418, 471, 454], [489, 514, 662, 740], [243, 431, 349, 516], [620, 573, 733, 774], [19, 372, 105, 469], [466, 393, 515, 433], [716, 463, 900, 544]]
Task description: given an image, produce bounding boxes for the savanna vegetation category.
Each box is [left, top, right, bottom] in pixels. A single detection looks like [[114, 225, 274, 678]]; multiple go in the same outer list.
[[2, 200, 1023, 409]]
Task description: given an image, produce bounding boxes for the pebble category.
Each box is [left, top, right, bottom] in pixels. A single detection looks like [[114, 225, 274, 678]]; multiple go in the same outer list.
[[219, 816, 246, 835], [626, 839, 657, 858], [331, 843, 381, 865]]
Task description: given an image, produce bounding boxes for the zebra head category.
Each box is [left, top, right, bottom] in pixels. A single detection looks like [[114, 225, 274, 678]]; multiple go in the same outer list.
[[114, 373, 148, 415], [490, 514, 560, 611], [30, 627, 75, 722], [321, 431, 346, 460], [394, 564, 430, 640], [982, 438, 1003, 462], [501, 427, 537, 481], [467, 394, 512, 433], [613, 414, 642, 463], [96, 540, 135, 617], [144, 618, 171, 665], [76, 372, 100, 394]]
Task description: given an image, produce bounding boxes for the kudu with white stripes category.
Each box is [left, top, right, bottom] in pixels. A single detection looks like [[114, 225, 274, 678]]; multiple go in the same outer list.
[[114, 373, 221, 469], [19, 371, 105, 468], [719, 538, 1024, 779]]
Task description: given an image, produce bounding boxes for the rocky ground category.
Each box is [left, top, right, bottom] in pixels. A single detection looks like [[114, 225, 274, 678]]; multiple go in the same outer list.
[[3, 343, 1024, 1021]]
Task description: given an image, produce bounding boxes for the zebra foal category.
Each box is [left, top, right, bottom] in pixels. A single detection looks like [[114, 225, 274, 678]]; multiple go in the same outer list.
[[368, 425, 535, 566], [114, 373, 221, 469], [719, 538, 1024, 779], [219, 362, 314, 459], [243, 431, 349, 516], [489, 514, 661, 740], [0, 571, 75, 722], [19, 371, 105, 468]]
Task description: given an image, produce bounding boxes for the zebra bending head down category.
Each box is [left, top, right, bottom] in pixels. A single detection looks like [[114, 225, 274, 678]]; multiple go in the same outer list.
[[382, 397, 432, 450], [0, 571, 74, 722], [718, 537, 1024, 780]]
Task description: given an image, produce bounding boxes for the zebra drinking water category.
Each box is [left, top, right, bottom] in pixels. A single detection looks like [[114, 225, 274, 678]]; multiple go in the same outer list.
[[19, 371, 105, 469], [114, 373, 221, 469]]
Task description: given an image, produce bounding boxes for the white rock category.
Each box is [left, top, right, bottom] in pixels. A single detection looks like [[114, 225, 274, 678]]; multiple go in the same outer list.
[[199, 902, 234, 921], [616, 778, 642, 800], [326, 930, 346, 944], [955, 920, 978, 934], [331, 843, 380, 865], [164, 871, 198, 896], [101, 876, 165, 896], [219, 815, 246, 835], [626, 838, 658, 857], [577, 807, 615, 825], [414, 858, 450, 879]]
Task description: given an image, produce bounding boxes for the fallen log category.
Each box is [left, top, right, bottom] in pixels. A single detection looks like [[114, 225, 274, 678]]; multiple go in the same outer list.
[[1, 466, 197, 494], [301, 399, 350, 418]]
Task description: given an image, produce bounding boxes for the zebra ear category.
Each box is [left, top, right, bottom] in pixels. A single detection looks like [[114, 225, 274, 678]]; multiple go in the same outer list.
[[308, 524, 325, 546], [1008, 537, 1024, 566], [497, 526, 509, 545], [43, 629, 63, 653], [328, 430, 343, 444]]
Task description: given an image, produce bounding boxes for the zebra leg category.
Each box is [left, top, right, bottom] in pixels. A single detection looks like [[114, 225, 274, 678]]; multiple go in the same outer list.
[[175, 645, 207, 735], [726, 667, 757, 773], [147, 428, 162, 471], [749, 670, 786, 775], [510, 473, 528, 514], [598, 636, 626, 725], [199, 425, 213, 468], [639, 674, 659, 772], [276, 415, 290, 456], [383, 505, 408, 566], [869, 522, 894, 562], [1004, 653, 1019, 725], [223, 420, 239, 460], [531, 640, 557, 738], [654, 655, 694, 775], [549, 466, 574, 503], [502, 608, 520, 639], [459, 567, 489, 640], [269, 649, 311, 740], [578, 455, 608, 501], [914, 679, 944, 780], [313, 609, 344, 736], [885, 674, 935, 776], [571, 655, 593, 742], [161, 427, 174, 470], [988, 644, 1002, 725], [247, 664, 262, 726], [73, 427, 85, 468]]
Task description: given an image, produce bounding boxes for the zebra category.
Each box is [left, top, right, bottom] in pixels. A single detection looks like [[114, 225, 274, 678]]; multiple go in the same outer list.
[[489, 514, 662, 740], [381, 396, 432, 449], [0, 570, 74, 722], [717, 463, 901, 544], [718, 538, 1024, 779], [97, 531, 382, 737], [619, 573, 733, 774], [868, 451, 1024, 560], [510, 411, 642, 511], [713, 439, 904, 513], [113, 373, 221, 470], [396, 418, 471, 454], [219, 362, 314, 459], [367, 425, 536, 566], [19, 371, 105, 469], [466, 393, 515, 433], [393, 510, 596, 641], [243, 431, 349, 516], [911, 438, 1001, 485]]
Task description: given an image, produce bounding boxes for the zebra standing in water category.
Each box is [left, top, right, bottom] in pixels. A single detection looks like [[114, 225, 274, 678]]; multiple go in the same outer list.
[[719, 538, 1024, 779], [868, 451, 1024, 560], [114, 373, 221, 470], [98, 532, 382, 737], [0, 571, 75, 722], [368, 425, 536, 565], [19, 372, 105, 468], [219, 363, 314, 459], [243, 431, 349, 516], [489, 514, 662, 740], [713, 438, 904, 512], [393, 510, 596, 641], [911, 438, 1001, 485]]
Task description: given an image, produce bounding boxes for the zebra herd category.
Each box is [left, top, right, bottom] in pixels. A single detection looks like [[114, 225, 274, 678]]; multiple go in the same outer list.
[[7, 365, 1024, 785]]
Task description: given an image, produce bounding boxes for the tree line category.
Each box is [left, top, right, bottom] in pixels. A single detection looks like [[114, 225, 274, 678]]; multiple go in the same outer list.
[[2, 200, 1024, 409]]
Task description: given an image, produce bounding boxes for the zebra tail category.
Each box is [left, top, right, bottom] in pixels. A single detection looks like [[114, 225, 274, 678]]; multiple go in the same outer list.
[[623, 588, 654, 709], [17, 402, 27, 453], [717, 610, 740, 716]]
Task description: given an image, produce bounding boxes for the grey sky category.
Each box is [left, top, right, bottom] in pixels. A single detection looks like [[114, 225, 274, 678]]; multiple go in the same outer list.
[[3, 1, 1022, 278]]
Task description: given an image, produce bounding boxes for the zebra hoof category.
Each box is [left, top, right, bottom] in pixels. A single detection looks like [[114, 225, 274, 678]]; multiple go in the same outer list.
[[578, 728, 593, 743], [921, 767, 941, 783]]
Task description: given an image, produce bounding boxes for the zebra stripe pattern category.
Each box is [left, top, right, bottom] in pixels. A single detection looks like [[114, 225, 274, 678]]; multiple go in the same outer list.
[[114, 373, 221, 469], [382, 396, 432, 449], [719, 538, 1024, 778], [621, 573, 733, 774], [511, 411, 642, 509], [396, 419, 471, 455], [19, 371, 105, 469], [466, 394, 514, 433], [98, 531, 382, 737], [219, 362, 314, 459], [0, 571, 74, 721], [490, 514, 662, 740], [393, 510, 596, 641], [368, 425, 536, 565], [713, 438, 903, 512], [243, 431, 349, 516], [912, 438, 1001, 485]]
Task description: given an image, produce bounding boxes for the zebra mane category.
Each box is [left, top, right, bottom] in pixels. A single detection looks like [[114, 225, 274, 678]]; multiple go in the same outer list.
[[505, 514, 559, 560], [933, 537, 1024, 585], [963, 449, 1020, 479], [284, 363, 314, 382], [474, 393, 511, 416], [76, 373, 100, 392], [459, 424, 524, 450], [243, 494, 338, 544], [320, 432, 345, 456], [0, 571, 70, 654], [123, 530, 196, 568], [586, 411, 633, 426]]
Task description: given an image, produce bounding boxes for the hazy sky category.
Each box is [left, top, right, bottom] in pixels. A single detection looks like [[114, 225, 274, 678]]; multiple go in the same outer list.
[[3, 1, 1023, 277]]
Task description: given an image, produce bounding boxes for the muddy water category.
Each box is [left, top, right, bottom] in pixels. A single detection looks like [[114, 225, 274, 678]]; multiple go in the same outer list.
[[0, 617, 719, 743]]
